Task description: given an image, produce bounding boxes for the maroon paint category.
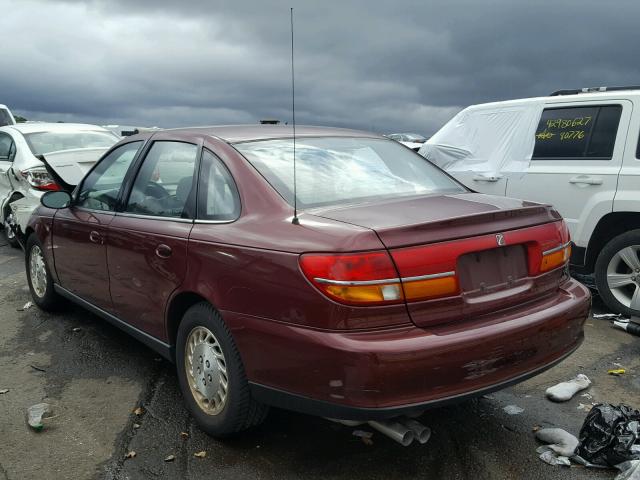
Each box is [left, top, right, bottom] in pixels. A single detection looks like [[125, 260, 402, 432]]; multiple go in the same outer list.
[[51, 207, 114, 309], [223, 278, 588, 407], [107, 215, 193, 340], [27, 125, 591, 415]]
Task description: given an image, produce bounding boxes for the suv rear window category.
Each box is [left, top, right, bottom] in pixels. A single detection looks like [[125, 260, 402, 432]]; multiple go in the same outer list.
[[533, 105, 622, 160], [234, 137, 465, 209]]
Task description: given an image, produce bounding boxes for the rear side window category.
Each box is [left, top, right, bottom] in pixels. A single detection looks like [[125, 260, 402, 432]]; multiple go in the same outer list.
[[197, 149, 240, 221], [533, 105, 622, 160], [0, 109, 13, 127], [0, 133, 14, 161], [126, 141, 198, 219]]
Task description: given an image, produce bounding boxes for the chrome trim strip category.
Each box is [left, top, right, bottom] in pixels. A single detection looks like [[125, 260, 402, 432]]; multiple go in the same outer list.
[[114, 212, 194, 223], [313, 271, 456, 287], [314, 277, 400, 286], [542, 241, 571, 256], [194, 219, 236, 225], [402, 271, 456, 282]]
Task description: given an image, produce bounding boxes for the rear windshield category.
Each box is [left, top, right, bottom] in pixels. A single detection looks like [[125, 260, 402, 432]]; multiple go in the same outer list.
[[234, 137, 465, 209], [24, 130, 119, 155]]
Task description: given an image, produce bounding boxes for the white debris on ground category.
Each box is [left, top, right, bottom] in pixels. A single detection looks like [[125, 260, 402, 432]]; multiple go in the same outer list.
[[545, 374, 591, 402], [535, 428, 579, 457], [503, 405, 524, 415]]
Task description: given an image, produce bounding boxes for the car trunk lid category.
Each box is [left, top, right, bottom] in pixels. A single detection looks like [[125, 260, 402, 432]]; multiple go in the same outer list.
[[40, 147, 108, 186], [310, 193, 569, 327]]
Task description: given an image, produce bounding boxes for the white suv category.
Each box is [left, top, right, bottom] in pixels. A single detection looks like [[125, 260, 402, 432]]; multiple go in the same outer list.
[[419, 86, 640, 317]]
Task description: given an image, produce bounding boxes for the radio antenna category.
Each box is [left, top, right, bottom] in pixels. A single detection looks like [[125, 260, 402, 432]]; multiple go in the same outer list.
[[290, 7, 299, 225]]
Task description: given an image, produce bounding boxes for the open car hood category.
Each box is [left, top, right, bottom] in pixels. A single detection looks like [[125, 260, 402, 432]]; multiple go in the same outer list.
[[40, 147, 108, 186]]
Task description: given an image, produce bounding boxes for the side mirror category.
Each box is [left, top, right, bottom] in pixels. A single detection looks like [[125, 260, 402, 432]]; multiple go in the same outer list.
[[41, 191, 72, 209]]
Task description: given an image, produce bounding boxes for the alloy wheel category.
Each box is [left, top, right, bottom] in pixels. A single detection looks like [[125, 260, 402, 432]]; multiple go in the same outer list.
[[29, 245, 47, 298], [184, 326, 229, 415], [606, 245, 640, 311]]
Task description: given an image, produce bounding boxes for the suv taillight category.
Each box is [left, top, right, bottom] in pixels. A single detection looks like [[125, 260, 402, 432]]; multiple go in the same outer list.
[[20, 167, 61, 191]]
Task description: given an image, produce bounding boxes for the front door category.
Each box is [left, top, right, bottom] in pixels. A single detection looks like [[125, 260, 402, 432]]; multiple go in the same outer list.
[[107, 137, 199, 339], [53, 141, 142, 309], [506, 100, 632, 249]]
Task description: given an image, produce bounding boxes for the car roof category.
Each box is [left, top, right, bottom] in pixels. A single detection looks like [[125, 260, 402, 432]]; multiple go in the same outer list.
[[466, 90, 640, 112], [166, 124, 381, 143], [3, 122, 113, 134]]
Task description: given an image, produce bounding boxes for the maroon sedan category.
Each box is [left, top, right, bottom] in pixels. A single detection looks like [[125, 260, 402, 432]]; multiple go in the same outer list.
[[26, 126, 590, 440]]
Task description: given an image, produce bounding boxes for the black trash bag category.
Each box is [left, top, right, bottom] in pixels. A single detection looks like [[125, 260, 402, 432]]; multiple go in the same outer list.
[[577, 403, 640, 466]]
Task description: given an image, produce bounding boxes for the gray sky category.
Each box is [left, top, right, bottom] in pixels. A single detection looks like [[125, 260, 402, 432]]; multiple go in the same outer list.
[[2, 0, 639, 135]]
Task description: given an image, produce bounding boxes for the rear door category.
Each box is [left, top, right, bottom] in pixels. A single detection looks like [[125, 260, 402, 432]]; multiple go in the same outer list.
[[107, 136, 199, 339], [506, 100, 631, 249], [53, 141, 142, 309]]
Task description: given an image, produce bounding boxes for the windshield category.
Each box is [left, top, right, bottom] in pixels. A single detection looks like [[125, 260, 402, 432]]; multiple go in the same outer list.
[[24, 130, 119, 155], [234, 137, 465, 209]]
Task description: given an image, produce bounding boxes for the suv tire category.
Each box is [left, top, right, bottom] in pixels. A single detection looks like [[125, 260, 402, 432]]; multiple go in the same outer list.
[[595, 229, 640, 317], [175, 302, 269, 437]]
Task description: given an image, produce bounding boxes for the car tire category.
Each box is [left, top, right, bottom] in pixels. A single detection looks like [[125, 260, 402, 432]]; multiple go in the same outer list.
[[175, 302, 269, 437], [3, 216, 19, 248], [25, 234, 62, 311], [595, 229, 640, 317]]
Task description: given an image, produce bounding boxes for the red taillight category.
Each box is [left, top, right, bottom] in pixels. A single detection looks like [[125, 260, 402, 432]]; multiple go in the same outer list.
[[299, 251, 403, 306], [300, 220, 571, 307], [20, 167, 61, 191]]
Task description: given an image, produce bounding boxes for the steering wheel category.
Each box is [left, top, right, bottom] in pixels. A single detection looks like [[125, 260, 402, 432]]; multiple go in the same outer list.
[[145, 181, 169, 199]]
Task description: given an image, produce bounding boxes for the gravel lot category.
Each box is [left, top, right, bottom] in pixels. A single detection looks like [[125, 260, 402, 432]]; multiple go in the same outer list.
[[0, 237, 638, 480]]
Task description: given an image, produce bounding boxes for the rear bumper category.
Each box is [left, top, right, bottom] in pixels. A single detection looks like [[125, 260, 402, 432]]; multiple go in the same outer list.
[[225, 278, 590, 420]]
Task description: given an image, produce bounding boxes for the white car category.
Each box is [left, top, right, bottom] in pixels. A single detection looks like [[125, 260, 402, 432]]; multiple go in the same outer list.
[[386, 133, 428, 151], [419, 85, 640, 317], [0, 123, 119, 246], [0, 104, 16, 126]]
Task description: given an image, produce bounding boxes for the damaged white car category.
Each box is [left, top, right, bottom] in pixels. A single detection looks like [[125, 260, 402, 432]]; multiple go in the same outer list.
[[0, 123, 119, 246]]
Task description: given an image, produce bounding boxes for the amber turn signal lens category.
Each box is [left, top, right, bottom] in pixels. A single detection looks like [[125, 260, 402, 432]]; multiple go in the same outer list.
[[540, 244, 571, 272], [402, 276, 458, 301], [325, 283, 403, 303]]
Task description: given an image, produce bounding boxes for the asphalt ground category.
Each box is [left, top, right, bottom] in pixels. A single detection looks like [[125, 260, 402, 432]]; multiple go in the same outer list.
[[1, 236, 639, 480]]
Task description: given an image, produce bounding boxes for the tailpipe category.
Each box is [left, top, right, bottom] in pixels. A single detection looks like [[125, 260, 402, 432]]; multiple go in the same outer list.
[[367, 420, 415, 446], [398, 417, 431, 444]]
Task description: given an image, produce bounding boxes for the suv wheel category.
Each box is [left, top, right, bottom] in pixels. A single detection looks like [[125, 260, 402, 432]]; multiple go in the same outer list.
[[595, 229, 640, 317], [25, 234, 62, 311], [175, 302, 268, 437]]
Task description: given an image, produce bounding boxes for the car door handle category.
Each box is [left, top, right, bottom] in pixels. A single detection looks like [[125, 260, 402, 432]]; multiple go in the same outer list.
[[89, 230, 103, 244], [472, 175, 500, 182], [155, 244, 172, 259], [569, 175, 603, 185]]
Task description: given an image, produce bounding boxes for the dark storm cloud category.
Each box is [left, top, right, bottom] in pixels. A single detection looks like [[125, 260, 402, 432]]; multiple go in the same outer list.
[[2, 0, 640, 134]]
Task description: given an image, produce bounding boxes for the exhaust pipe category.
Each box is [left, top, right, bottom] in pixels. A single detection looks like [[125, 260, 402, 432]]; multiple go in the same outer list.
[[399, 417, 431, 444], [367, 420, 415, 446]]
